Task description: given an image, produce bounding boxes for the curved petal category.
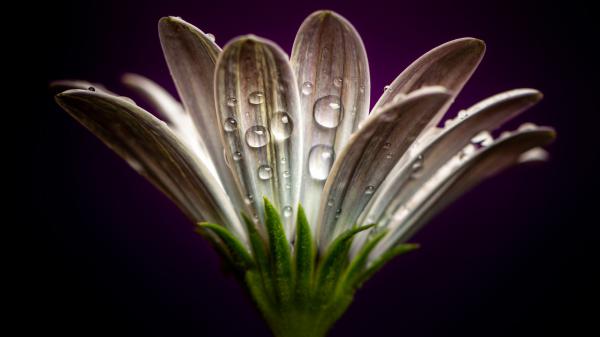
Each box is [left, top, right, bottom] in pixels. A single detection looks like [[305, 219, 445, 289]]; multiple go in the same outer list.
[[368, 127, 556, 261], [373, 38, 485, 129], [55, 89, 247, 242], [50, 79, 116, 96], [121, 73, 207, 162], [316, 87, 452, 249], [159, 17, 246, 215], [357, 89, 544, 233], [215, 35, 302, 239], [291, 11, 370, 227]]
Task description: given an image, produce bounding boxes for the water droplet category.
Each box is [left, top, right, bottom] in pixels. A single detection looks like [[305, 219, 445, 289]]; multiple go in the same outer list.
[[384, 85, 391, 91], [385, 153, 393, 159], [258, 165, 273, 180], [333, 77, 343, 87], [308, 144, 335, 181], [285, 183, 291, 190], [471, 130, 493, 147], [206, 33, 215, 42], [383, 142, 391, 149], [283, 171, 290, 178], [458, 110, 469, 120], [365, 185, 375, 195], [335, 208, 342, 219], [280, 157, 287, 164], [518, 123, 537, 131], [226, 96, 237, 107], [283, 206, 293, 218], [245, 125, 269, 148], [88, 86, 95, 92], [248, 91, 265, 105], [410, 155, 424, 178], [444, 118, 455, 128], [271, 112, 294, 140], [245, 194, 254, 204], [313, 95, 343, 128], [126, 158, 142, 172], [359, 85, 365, 93], [301, 81, 313, 95], [233, 151, 243, 161], [223, 117, 238, 132]]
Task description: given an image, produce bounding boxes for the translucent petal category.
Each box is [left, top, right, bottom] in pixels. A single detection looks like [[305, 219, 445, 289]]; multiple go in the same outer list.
[[316, 87, 452, 249], [215, 35, 302, 239], [352, 89, 543, 255], [121, 73, 207, 162], [55, 89, 247, 242], [291, 11, 371, 229], [373, 38, 485, 129], [159, 17, 246, 216], [369, 127, 555, 261]]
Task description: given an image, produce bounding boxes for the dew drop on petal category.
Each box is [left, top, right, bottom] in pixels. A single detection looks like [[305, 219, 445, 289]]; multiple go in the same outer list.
[[245, 125, 269, 148], [88, 86, 95, 92], [226, 96, 237, 107], [126, 158, 143, 172], [384, 85, 391, 92], [283, 170, 290, 178], [283, 205, 293, 218], [308, 145, 335, 181], [258, 165, 273, 180], [271, 112, 294, 140], [233, 151, 243, 161], [245, 194, 254, 204], [333, 77, 343, 87], [206, 33, 215, 42], [365, 185, 375, 195], [223, 117, 238, 132], [302, 81, 313, 95], [248, 91, 265, 105], [410, 155, 424, 179], [471, 130, 493, 147], [313, 95, 343, 128]]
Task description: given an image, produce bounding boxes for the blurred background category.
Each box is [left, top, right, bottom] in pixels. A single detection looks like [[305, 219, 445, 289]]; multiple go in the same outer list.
[[26, 0, 589, 336]]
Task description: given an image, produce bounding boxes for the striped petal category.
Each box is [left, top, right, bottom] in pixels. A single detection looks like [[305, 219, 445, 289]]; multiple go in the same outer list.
[[373, 38, 485, 129], [121, 73, 206, 162], [159, 17, 246, 216], [291, 11, 370, 227], [317, 87, 452, 249], [55, 89, 246, 242], [368, 127, 556, 261], [355, 89, 544, 237], [214, 36, 302, 239]]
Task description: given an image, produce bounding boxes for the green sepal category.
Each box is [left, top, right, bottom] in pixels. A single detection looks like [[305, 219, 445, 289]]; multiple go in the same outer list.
[[340, 229, 390, 291], [293, 204, 314, 307], [241, 213, 276, 302], [354, 242, 420, 288], [263, 198, 293, 306], [197, 222, 254, 271], [314, 224, 375, 301]]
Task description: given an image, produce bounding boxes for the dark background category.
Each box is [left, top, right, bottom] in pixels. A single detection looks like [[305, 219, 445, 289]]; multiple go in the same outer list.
[[24, 0, 590, 336]]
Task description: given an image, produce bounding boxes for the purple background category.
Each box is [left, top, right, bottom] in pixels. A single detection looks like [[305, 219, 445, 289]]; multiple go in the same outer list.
[[30, 0, 588, 336]]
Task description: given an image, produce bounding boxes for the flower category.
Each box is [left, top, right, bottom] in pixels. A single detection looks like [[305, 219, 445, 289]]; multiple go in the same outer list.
[[53, 10, 555, 337]]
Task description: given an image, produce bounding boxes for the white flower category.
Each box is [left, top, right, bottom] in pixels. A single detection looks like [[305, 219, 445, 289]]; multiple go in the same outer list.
[[53, 10, 555, 337]]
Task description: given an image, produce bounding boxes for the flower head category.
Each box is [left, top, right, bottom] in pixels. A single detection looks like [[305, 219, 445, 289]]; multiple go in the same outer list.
[[53, 10, 555, 337]]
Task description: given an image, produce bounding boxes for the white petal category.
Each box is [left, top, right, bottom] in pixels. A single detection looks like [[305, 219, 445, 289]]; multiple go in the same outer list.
[[215, 35, 303, 239], [316, 86, 451, 249], [55, 89, 247, 242], [291, 11, 370, 229]]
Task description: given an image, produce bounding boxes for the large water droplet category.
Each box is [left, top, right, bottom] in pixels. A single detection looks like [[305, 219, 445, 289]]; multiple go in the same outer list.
[[333, 77, 343, 87], [245, 125, 269, 148], [302, 81, 313, 95], [258, 165, 273, 180], [248, 91, 265, 105], [308, 145, 335, 181], [271, 112, 294, 140], [224, 117, 238, 132], [283, 206, 293, 218], [313, 95, 343, 128]]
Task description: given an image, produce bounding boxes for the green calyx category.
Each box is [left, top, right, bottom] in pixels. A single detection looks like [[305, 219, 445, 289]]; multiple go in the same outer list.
[[196, 198, 419, 337]]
